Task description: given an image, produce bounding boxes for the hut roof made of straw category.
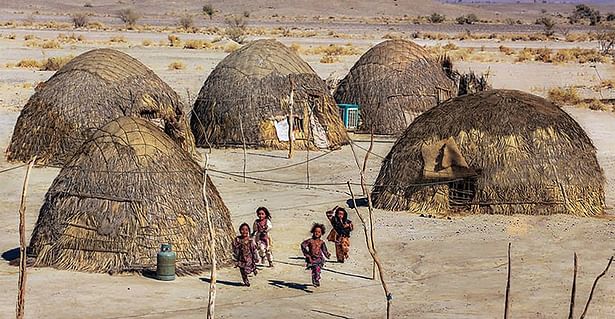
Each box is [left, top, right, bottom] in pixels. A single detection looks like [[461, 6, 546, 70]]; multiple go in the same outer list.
[[7, 48, 195, 166], [28, 117, 234, 275], [334, 39, 457, 135], [371, 89, 605, 217], [191, 39, 348, 150]]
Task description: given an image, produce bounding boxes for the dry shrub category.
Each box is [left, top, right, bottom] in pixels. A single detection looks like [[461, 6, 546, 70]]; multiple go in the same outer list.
[[308, 44, 359, 56], [87, 21, 105, 30], [587, 99, 610, 111], [600, 79, 615, 89], [565, 32, 590, 42], [7, 34, 17, 40], [320, 55, 339, 63], [499, 45, 514, 55], [443, 42, 458, 50], [118, 8, 140, 26], [168, 61, 185, 70], [535, 48, 553, 63], [142, 39, 153, 46], [553, 48, 606, 63], [289, 43, 303, 53], [224, 15, 247, 44], [16, 59, 43, 68], [168, 34, 181, 47], [23, 34, 36, 40], [382, 33, 406, 40], [72, 13, 89, 28], [57, 33, 85, 43], [108, 35, 126, 43], [40, 55, 74, 71], [548, 87, 581, 105], [42, 40, 61, 49], [223, 42, 240, 52], [178, 15, 194, 30], [183, 39, 213, 49], [422, 32, 449, 40]]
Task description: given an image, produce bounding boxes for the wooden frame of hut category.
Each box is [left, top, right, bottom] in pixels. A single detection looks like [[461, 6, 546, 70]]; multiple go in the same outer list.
[[190, 39, 349, 150], [334, 39, 457, 135], [371, 90, 605, 216], [6, 48, 195, 166], [28, 117, 233, 274]]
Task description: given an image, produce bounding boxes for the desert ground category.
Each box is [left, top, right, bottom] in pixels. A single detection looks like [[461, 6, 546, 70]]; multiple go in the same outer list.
[[1, 1, 615, 318]]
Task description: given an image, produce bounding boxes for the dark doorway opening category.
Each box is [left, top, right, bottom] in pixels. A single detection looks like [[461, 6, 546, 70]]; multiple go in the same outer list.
[[449, 177, 477, 207]]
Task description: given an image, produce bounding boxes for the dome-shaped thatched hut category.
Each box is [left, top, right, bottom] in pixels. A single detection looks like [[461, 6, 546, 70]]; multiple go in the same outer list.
[[191, 39, 349, 150], [7, 48, 195, 165], [372, 90, 604, 216], [334, 39, 457, 135], [28, 117, 233, 274]]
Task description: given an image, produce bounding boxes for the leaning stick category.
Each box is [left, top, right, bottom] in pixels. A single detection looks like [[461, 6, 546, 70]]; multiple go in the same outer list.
[[504, 242, 511, 319], [17, 156, 36, 319], [239, 117, 247, 183], [580, 255, 614, 319], [306, 107, 311, 189], [347, 181, 392, 319], [568, 253, 578, 319], [203, 154, 217, 319]]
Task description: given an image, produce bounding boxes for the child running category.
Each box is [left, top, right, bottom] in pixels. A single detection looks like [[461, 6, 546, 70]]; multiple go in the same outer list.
[[326, 206, 354, 263], [300, 223, 331, 287], [252, 207, 273, 267], [232, 223, 259, 287]]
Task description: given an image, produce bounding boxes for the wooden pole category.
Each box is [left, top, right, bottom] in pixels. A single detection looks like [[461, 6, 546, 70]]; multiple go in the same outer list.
[[204, 154, 217, 319], [287, 78, 295, 159], [580, 256, 614, 319], [17, 156, 36, 319], [568, 252, 578, 319], [504, 242, 511, 319], [306, 107, 311, 189], [347, 182, 392, 319], [239, 117, 247, 183]]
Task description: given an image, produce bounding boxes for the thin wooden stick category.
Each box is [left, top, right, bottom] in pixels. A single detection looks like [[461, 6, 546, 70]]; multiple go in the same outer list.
[[568, 252, 578, 319], [363, 130, 376, 280], [17, 156, 36, 319], [347, 182, 392, 319], [239, 117, 247, 183], [504, 242, 511, 319], [287, 78, 295, 159], [580, 255, 614, 319], [306, 107, 311, 189], [204, 154, 217, 319]]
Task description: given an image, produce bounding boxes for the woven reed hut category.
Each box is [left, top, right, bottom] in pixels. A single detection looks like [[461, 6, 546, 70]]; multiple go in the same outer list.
[[28, 117, 233, 274], [7, 48, 195, 165], [191, 39, 349, 150], [372, 90, 604, 216], [334, 39, 457, 135]]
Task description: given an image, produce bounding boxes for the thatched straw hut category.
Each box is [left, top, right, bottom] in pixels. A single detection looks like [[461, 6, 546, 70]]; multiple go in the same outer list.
[[7, 48, 195, 166], [28, 117, 233, 274], [372, 90, 604, 216], [334, 39, 457, 135], [191, 39, 349, 150]]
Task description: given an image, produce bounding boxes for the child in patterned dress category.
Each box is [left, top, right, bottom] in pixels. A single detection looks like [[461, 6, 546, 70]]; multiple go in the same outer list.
[[300, 223, 331, 287], [232, 223, 259, 286], [252, 207, 273, 267]]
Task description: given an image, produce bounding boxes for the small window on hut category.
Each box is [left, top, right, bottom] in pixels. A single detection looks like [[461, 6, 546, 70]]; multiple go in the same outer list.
[[449, 177, 477, 207]]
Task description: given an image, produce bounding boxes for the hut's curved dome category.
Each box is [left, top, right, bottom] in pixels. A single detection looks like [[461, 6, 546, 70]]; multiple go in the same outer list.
[[334, 39, 457, 135], [191, 39, 348, 150], [7, 48, 195, 165], [372, 90, 604, 216], [28, 117, 233, 274]]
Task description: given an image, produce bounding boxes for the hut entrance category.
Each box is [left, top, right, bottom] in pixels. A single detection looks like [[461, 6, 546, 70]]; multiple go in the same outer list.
[[449, 177, 476, 207]]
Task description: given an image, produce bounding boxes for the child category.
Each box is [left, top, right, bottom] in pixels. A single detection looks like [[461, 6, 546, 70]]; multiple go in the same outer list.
[[232, 223, 259, 286], [326, 206, 354, 263], [300, 223, 331, 287], [252, 207, 273, 267]]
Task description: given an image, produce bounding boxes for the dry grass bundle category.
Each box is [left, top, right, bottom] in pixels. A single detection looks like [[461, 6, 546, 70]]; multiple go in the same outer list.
[[109, 35, 127, 43], [307, 43, 359, 56], [191, 39, 348, 150], [168, 34, 181, 47], [28, 117, 234, 275], [372, 90, 604, 217], [183, 39, 213, 49], [16, 58, 43, 68], [40, 55, 74, 71], [548, 87, 582, 105], [168, 61, 186, 70], [335, 40, 457, 135], [7, 49, 195, 165]]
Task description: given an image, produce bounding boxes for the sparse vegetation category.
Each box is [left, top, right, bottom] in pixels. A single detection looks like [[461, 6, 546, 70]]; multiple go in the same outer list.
[[16, 58, 43, 69], [548, 87, 581, 105], [203, 4, 215, 19], [118, 8, 140, 27], [456, 14, 478, 25], [597, 27, 615, 55], [41, 40, 61, 49], [72, 13, 89, 28], [168, 34, 181, 47], [109, 35, 127, 43], [586, 99, 611, 111], [224, 15, 247, 44], [428, 13, 446, 24], [320, 55, 339, 63], [183, 39, 213, 49], [307, 43, 359, 56], [569, 4, 601, 26], [243, 11, 251, 18], [179, 15, 194, 30], [142, 39, 153, 46], [168, 61, 186, 70], [535, 17, 556, 37], [40, 55, 74, 71], [499, 45, 514, 55]]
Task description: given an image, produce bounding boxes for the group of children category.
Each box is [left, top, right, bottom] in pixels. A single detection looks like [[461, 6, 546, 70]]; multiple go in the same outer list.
[[232, 206, 354, 287]]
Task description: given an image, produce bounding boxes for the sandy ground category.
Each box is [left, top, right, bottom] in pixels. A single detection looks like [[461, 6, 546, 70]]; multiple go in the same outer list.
[[0, 28, 614, 318]]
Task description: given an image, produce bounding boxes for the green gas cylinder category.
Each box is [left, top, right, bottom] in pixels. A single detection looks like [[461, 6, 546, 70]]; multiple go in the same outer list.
[[156, 243, 176, 281]]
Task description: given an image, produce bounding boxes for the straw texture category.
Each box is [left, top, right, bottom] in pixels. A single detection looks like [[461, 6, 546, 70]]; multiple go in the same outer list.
[[191, 39, 349, 150], [372, 90, 605, 216], [28, 117, 233, 275], [334, 40, 457, 135], [7, 48, 195, 166]]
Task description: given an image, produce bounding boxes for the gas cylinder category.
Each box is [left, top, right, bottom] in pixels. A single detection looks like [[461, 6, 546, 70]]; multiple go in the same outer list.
[[156, 243, 176, 281]]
